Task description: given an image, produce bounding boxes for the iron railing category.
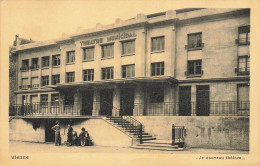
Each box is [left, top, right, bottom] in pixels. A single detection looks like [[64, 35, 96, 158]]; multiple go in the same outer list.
[[185, 43, 204, 50], [172, 124, 185, 147], [11, 102, 80, 116], [134, 101, 249, 116], [236, 38, 250, 45]]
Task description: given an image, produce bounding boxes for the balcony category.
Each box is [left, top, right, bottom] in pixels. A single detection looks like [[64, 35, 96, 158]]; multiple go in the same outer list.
[[19, 85, 31, 90], [235, 67, 250, 75], [20, 66, 29, 71], [235, 38, 250, 46], [134, 101, 249, 116], [30, 65, 39, 70], [31, 84, 39, 89], [185, 43, 204, 51], [11, 102, 80, 116]]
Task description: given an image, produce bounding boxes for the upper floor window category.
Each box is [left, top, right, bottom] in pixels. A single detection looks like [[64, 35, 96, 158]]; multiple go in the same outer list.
[[66, 72, 75, 83], [41, 75, 49, 86], [83, 47, 94, 61], [237, 25, 250, 45], [102, 67, 114, 80], [122, 40, 135, 55], [66, 51, 75, 64], [186, 32, 203, 50], [102, 44, 114, 59], [52, 54, 60, 66], [151, 36, 165, 52], [151, 62, 164, 76], [52, 74, 60, 85], [187, 60, 202, 76], [83, 69, 94, 81], [21, 59, 29, 71], [31, 58, 39, 69], [122, 64, 135, 78], [42, 56, 49, 68], [21, 78, 29, 89], [236, 56, 250, 75], [31, 77, 39, 89]]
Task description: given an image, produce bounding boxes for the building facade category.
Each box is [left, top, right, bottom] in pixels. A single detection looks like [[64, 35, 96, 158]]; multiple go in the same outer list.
[[9, 8, 250, 150]]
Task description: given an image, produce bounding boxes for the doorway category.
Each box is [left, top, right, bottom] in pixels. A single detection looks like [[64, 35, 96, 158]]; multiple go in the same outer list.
[[120, 88, 135, 116], [196, 85, 210, 116], [45, 119, 56, 142], [82, 91, 93, 115], [179, 86, 191, 116], [100, 89, 113, 116]]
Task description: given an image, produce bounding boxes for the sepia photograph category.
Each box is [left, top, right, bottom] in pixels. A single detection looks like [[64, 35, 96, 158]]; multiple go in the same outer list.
[[1, 0, 260, 166]]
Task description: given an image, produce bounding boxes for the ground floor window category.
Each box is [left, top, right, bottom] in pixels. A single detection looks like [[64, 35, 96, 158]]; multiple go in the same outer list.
[[51, 94, 59, 102], [40, 94, 48, 103], [150, 86, 164, 103]]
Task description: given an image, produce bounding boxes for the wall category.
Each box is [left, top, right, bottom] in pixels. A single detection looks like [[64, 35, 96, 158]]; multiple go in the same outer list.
[[133, 116, 249, 150], [9, 118, 133, 147]]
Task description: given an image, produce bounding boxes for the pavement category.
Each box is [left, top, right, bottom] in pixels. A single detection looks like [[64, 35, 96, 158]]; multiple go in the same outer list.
[[9, 141, 249, 154]]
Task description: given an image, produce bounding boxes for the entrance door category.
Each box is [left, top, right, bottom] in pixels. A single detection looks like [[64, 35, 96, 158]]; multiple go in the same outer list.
[[120, 88, 135, 116], [82, 91, 93, 115], [45, 119, 55, 142], [100, 89, 113, 116], [179, 86, 191, 116], [196, 85, 210, 116]]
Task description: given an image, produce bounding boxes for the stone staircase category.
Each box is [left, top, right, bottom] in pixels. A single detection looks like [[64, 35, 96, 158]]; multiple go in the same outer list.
[[105, 116, 156, 142], [131, 140, 185, 151]]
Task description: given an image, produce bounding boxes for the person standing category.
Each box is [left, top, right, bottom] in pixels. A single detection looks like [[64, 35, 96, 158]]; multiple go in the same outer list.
[[51, 121, 61, 146], [67, 123, 73, 146]]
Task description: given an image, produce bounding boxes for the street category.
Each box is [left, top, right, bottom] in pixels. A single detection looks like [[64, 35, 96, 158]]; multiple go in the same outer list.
[[9, 141, 249, 154]]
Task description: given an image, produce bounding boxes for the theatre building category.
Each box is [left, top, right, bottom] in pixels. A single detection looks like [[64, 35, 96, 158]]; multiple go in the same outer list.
[[9, 8, 250, 150]]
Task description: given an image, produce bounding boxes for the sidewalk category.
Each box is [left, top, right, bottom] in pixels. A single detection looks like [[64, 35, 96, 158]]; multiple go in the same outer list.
[[9, 141, 249, 154]]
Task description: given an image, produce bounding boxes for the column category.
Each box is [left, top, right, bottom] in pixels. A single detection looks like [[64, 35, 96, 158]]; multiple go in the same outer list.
[[92, 89, 100, 116], [133, 85, 145, 116], [191, 85, 196, 116], [74, 89, 82, 115], [112, 86, 120, 117]]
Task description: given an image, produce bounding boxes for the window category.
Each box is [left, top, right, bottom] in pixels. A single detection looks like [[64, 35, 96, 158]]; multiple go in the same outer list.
[[52, 54, 60, 66], [66, 72, 75, 83], [237, 84, 249, 112], [238, 26, 250, 45], [237, 56, 250, 74], [41, 76, 49, 86], [83, 47, 94, 61], [65, 94, 74, 105], [187, 33, 203, 50], [42, 56, 49, 68], [51, 94, 59, 102], [122, 40, 135, 55], [66, 51, 75, 63], [187, 60, 202, 75], [21, 78, 29, 89], [122, 64, 135, 78], [102, 44, 114, 59], [52, 74, 60, 85], [31, 77, 39, 88], [40, 94, 48, 103], [151, 62, 164, 76], [30, 95, 38, 103], [102, 67, 114, 80], [31, 58, 39, 69], [21, 59, 29, 71], [151, 36, 165, 52], [150, 86, 164, 103], [83, 69, 94, 81]]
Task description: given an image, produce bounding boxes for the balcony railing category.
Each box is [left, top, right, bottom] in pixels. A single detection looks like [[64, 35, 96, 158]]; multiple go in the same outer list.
[[185, 43, 204, 51], [30, 65, 39, 70], [185, 70, 204, 77], [134, 101, 249, 116], [235, 38, 250, 45], [11, 102, 80, 116], [31, 84, 39, 89], [235, 67, 250, 75], [20, 66, 29, 71], [19, 85, 31, 90]]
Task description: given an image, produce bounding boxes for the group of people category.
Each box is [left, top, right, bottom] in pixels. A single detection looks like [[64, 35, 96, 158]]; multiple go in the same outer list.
[[51, 120, 92, 146]]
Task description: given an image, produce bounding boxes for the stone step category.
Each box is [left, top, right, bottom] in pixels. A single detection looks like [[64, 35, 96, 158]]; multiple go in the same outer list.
[[136, 135, 153, 138], [131, 145, 184, 151], [137, 137, 156, 141], [129, 132, 149, 135], [137, 143, 179, 148]]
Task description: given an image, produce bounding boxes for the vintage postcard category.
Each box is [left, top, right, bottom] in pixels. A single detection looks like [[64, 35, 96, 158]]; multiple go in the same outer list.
[[0, 0, 260, 166]]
